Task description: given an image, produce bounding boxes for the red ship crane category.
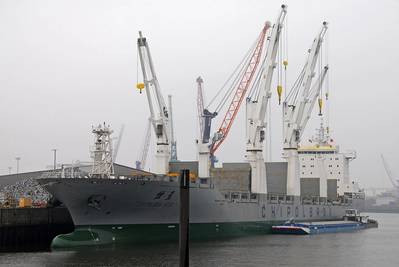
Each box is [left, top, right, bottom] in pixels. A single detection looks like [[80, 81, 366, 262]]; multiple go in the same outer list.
[[210, 23, 271, 156]]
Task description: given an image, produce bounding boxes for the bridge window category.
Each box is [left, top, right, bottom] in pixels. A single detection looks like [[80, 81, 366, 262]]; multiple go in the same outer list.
[[231, 193, 240, 200]]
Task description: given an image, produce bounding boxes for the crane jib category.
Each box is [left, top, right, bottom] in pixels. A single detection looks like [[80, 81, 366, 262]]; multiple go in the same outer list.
[[210, 23, 271, 155]]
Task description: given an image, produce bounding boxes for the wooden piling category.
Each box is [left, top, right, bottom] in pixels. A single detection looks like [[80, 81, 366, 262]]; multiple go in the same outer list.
[[179, 169, 190, 267]]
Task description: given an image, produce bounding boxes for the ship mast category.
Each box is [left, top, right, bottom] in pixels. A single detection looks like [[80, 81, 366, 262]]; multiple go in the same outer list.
[[90, 123, 114, 178]]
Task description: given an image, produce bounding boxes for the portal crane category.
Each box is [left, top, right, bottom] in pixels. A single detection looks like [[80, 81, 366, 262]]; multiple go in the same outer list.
[[135, 118, 152, 170], [168, 95, 178, 161], [245, 5, 287, 193], [282, 22, 328, 196], [137, 31, 170, 174]]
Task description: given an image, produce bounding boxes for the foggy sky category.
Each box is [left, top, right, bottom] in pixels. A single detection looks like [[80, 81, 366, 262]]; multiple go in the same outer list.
[[1, 0, 398, 188]]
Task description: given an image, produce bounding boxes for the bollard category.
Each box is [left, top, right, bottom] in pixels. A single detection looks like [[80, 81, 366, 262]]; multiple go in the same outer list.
[[179, 169, 190, 267]]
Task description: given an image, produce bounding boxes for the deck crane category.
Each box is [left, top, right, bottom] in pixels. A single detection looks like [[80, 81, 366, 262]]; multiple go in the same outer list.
[[197, 9, 282, 178], [208, 24, 270, 158], [245, 5, 287, 193], [196, 76, 218, 177], [196, 21, 270, 177], [196, 76, 211, 177], [196, 5, 288, 178], [137, 31, 170, 174], [168, 95, 178, 161], [282, 22, 329, 196], [135, 118, 152, 170]]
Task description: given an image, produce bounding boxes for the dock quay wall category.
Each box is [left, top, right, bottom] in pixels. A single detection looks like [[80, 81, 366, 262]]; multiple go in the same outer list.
[[0, 207, 73, 251]]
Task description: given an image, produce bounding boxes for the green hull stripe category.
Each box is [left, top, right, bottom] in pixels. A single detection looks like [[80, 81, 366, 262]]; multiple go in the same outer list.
[[52, 221, 280, 248]]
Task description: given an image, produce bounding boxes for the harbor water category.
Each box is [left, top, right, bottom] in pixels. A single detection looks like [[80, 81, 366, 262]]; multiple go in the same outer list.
[[0, 212, 398, 267]]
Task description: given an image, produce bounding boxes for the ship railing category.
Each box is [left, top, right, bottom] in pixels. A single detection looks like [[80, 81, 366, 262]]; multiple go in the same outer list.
[[267, 194, 294, 205], [327, 196, 353, 206], [222, 191, 259, 203], [300, 196, 328, 205]]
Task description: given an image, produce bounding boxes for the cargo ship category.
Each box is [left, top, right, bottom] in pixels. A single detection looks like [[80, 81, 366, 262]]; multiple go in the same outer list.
[[37, 6, 365, 248], [37, 122, 364, 248], [38, 160, 364, 248]]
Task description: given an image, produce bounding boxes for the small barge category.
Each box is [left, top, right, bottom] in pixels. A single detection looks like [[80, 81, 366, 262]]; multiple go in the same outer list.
[[272, 209, 378, 235]]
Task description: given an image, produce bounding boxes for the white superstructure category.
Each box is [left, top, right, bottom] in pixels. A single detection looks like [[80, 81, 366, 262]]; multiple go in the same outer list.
[[298, 121, 356, 197]]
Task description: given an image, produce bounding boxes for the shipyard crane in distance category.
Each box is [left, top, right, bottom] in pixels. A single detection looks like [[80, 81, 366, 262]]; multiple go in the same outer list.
[[282, 22, 329, 196], [381, 155, 399, 190], [168, 95, 178, 162], [113, 124, 125, 162], [135, 118, 152, 170], [245, 5, 287, 193], [137, 31, 170, 174]]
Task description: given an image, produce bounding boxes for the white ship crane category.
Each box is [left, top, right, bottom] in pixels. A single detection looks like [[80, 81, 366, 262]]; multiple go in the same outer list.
[[137, 31, 170, 174], [282, 22, 329, 196], [135, 118, 152, 170], [168, 95, 178, 162], [196, 76, 216, 177], [245, 5, 287, 193]]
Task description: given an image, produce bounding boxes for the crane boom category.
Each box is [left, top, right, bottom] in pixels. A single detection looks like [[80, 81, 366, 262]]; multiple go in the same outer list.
[[298, 65, 329, 136], [137, 31, 170, 174], [246, 4, 287, 193], [283, 22, 328, 148], [196, 77, 205, 140], [168, 95, 178, 161], [210, 21, 271, 156]]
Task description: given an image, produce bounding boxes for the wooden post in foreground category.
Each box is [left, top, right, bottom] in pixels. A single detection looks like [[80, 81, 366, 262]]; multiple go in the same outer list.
[[179, 169, 190, 267]]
